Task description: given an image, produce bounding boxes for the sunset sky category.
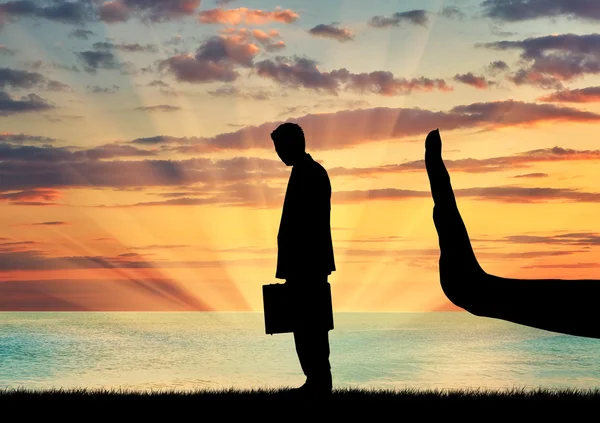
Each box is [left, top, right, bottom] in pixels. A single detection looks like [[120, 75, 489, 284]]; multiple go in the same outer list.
[[1, 0, 600, 312]]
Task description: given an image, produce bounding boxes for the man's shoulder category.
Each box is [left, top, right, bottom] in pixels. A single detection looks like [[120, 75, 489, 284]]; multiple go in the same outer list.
[[307, 156, 328, 175]]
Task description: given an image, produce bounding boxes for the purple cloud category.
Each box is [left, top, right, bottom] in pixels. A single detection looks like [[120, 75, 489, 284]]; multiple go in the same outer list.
[[369, 10, 429, 27], [481, 0, 600, 22], [308, 23, 355, 42]]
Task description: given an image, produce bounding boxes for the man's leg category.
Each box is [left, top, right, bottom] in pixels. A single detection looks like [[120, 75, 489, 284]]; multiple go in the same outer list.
[[293, 329, 312, 381], [293, 329, 332, 392], [313, 330, 332, 391]]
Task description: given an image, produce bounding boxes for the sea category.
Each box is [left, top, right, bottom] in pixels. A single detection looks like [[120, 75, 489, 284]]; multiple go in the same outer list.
[[1, 312, 600, 392]]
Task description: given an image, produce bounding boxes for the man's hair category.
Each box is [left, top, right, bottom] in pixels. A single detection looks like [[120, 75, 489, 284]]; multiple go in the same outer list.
[[271, 122, 305, 150]]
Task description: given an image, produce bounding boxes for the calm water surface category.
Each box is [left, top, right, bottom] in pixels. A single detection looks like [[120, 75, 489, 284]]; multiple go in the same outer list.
[[1, 312, 599, 391]]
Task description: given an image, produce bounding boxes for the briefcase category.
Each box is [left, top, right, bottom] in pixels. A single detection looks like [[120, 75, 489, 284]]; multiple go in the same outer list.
[[262, 282, 334, 335]]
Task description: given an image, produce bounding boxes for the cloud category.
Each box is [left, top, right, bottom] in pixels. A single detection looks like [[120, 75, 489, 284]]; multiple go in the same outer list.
[[331, 146, 600, 177], [130, 135, 196, 145], [538, 86, 600, 103], [487, 60, 509, 75], [481, 34, 600, 89], [134, 104, 181, 112], [164, 34, 185, 46], [481, 0, 600, 22], [2, 102, 600, 198], [0, 44, 16, 55], [0, 67, 44, 89], [489, 23, 517, 38], [455, 186, 600, 203], [198, 6, 299, 25], [0, 240, 38, 249], [453, 72, 495, 89], [147, 79, 176, 95], [159, 33, 260, 83], [308, 23, 355, 42], [22, 60, 80, 73], [334, 188, 428, 203], [0, 91, 54, 116], [521, 262, 600, 269], [0, 188, 60, 205], [217, 27, 285, 54], [333, 186, 600, 204], [98, 0, 202, 23], [69, 28, 96, 39], [0, 140, 155, 162], [76, 51, 121, 73], [164, 101, 600, 154], [440, 6, 465, 19], [369, 10, 429, 28], [339, 70, 452, 95], [513, 173, 548, 178], [122, 197, 221, 207], [449, 100, 600, 125], [328, 245, 574, 262], [148, 79, 170, 88], [0, 278, 214, 311], [481, 250, 580, 259], [333, 245, 580, 261], [131, 244, 191, 250], [93, 41, 158, 53], [153, 191, 205, 198], [97, 1, 130, 23], [0, 244, 219, 308], [0, 67, 69, 91], [207, 85, 271, 100], [31, 221, 69, 226], [159, 54, 239, 83], [87, 84, 120, 94], [0, 133, 55, 144], [485, 232, 600, 247], [70, 143, 157, 160], [242, 28, 285, 51], [0, 1, 95, 25], [44, 114, 83, 123], [122, 181, 284, 208], [255, 56, 451, 95], [0, 144, 284, 191], [0, 237, 250, 311], [194, 33, 259, 67], [46, 80, 71, 91]]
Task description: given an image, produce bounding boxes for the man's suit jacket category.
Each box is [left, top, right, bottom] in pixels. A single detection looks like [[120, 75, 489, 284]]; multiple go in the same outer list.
[[276, 152, 336, 281]]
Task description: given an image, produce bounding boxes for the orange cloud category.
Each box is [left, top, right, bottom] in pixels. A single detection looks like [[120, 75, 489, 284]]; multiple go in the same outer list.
[[454, 72, 495, 89], [219, 27, 286, 52], [252, 28, 279, 40], [0, 279, 211, 311], [539, 86, 600, 103], [198, 7, 299, 25], [0, 188, 61, 205], [331, 186, 600, 205]]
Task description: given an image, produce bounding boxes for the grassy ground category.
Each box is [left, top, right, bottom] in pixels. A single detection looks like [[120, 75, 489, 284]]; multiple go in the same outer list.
[[2, 386, 600, 416]]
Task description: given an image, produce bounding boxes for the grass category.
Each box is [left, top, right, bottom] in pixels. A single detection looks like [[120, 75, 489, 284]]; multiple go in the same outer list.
[[2, 386, 600, 416]]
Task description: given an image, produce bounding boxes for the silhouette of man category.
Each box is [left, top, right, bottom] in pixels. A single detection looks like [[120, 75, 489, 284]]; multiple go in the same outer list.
[[271, 122, 336, 396]]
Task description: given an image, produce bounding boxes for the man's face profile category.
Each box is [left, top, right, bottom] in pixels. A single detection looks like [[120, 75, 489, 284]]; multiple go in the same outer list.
[[272, 132, 294, 166]]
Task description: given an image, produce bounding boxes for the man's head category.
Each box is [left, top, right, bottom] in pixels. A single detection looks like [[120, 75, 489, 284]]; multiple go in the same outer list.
[[271, 122, 305, 166]]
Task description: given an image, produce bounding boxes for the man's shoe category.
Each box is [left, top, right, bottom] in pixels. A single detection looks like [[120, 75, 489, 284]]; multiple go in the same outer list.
[[291, 381, 332, 398]]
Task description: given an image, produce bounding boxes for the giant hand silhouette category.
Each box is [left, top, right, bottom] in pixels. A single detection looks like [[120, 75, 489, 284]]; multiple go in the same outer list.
[[425, 129, 600, 339]]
